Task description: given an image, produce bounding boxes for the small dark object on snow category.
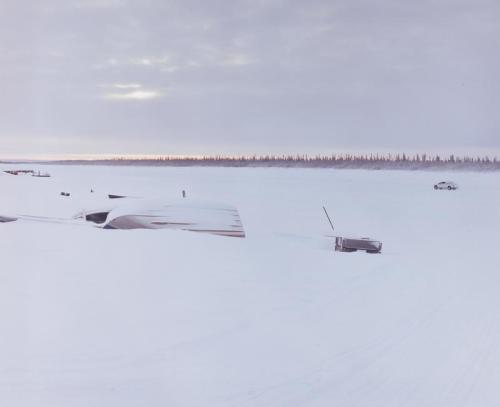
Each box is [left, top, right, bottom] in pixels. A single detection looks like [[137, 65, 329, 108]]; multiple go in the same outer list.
[[0, 215, 17, 223], [32, 171, 51, 177], [60, 192, 70, 197], [85, 211, 110, 224], [108, 194, 126, 199], [335, 236, 382, 253], [4, 170, 34, 176], [182, 190, 186, 198]]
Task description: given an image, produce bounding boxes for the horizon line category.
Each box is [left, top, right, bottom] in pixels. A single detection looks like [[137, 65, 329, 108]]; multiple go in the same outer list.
[[2, 151, 499, 162]]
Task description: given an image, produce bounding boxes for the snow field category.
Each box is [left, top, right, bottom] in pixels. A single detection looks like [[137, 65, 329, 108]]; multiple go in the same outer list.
[[1, 165, 499, 406]]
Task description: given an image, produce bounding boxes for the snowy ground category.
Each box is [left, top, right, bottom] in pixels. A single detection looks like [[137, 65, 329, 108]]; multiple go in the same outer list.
[[1, 164, 500, 407]]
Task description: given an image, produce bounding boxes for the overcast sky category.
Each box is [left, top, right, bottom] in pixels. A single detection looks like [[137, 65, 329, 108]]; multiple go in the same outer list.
[[1, 0, 499, 158]]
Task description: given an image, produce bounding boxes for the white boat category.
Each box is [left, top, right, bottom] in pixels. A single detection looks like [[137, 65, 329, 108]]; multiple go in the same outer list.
[[75, 200, 246, 238], [1, 196, 245, 238]]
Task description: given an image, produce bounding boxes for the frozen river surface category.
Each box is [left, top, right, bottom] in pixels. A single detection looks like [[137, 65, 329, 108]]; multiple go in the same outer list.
[[1, 165, 500, 407]]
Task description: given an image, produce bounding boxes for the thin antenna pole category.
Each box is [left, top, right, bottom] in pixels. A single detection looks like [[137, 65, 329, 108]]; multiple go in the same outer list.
[[323, 206, 335, 232]]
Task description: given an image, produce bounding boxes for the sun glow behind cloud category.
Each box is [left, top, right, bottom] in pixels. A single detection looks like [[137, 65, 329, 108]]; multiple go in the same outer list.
[[1, 0, 499, 156], [221, 53, 255, 66], [110, 83, 142, 89], [102, 84, 163, 100]]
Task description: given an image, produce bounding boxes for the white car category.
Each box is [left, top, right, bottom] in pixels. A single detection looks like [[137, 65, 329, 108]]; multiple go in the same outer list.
[[434, 181, 458, 190]]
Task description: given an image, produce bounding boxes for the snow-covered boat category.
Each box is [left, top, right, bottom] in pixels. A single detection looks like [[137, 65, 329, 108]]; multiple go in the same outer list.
[[75, 200, 246, 238], [1, 194, 245, 238]]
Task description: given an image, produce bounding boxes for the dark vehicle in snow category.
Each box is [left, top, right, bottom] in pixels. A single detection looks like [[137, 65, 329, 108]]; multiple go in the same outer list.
[[323, 206, 383, 254], [335, 236, 382, 253]]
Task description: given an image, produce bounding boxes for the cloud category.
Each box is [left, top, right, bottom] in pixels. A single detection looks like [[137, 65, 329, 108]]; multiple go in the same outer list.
[[130, 56, 171, 66], [110, 83, 142, 89], [2, 0, 500, 154], [133, 58, 154, 66], [103, 83, 164, 101], [100, 55, 181, 73], [73, 0, 125, 9], [160, 65, 180, 73], [221, 53, 256, 67], [100, 50, 256, 74]]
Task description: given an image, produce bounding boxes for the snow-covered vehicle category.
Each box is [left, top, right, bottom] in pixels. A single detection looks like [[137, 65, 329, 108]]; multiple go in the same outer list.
[[434, 181, 458, 190], [322, 207, 382, 254], [335, 236, 382, 253]]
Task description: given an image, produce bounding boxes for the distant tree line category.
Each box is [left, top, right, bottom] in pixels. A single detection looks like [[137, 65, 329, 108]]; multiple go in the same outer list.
[[50, 153, 500, 170]]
